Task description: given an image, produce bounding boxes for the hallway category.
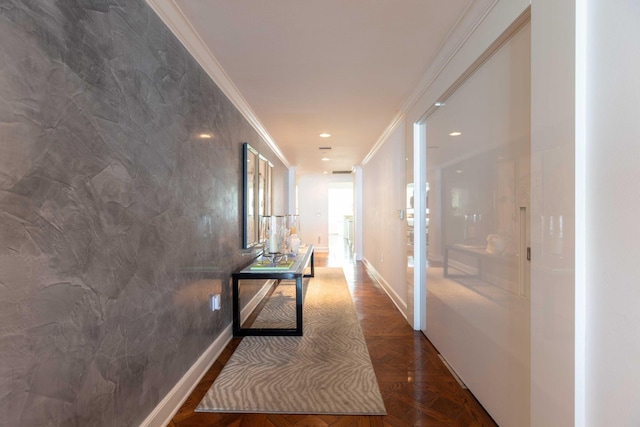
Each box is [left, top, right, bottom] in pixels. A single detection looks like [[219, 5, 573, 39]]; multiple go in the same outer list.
[[169, 250, 496, 426]]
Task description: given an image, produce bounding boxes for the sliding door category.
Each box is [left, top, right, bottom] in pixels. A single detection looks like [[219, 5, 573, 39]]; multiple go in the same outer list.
[[422, 22, 531, 427]]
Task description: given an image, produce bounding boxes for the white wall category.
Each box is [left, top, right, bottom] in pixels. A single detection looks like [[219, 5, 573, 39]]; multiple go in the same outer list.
[[272, 164, 288, 216], [530, 1, 577, 425], [400, 0, 578, 425], [585, 1, 640, 425], [362, 123, 408, 312], [297, 173, 353, 251], [335, 1, 640, 425]]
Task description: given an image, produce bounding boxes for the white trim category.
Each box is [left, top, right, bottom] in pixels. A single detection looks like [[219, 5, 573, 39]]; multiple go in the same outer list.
[[144, 0, 290, 169], [353, 166, 364, 261], [361, 112, 405, 166], [574, 0, 587, 425], [362, 257, 408, 319], [140, 278, 275, 427], [344, 1, 500, 169], [413, 121, 427, 331], [139, 324, 233, 427]]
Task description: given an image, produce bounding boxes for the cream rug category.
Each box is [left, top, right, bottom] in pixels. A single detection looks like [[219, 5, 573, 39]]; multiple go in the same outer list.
[[195, 267, 386, 415]]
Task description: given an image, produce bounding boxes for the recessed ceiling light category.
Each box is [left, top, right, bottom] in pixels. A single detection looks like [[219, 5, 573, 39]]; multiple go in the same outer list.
[[321, 157, 330, 161], [323, 171, 328, 174], [198, 133, 213, 139], [319, 133, 331, 138], [449, 131, 462, 137]]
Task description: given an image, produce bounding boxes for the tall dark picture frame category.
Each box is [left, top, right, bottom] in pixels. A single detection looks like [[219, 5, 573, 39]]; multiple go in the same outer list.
[[243, 143, 273, 248]]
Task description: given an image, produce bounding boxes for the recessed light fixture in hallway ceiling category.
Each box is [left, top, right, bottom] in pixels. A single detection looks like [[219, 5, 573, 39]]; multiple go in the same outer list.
[[150, 0, 492, 174]]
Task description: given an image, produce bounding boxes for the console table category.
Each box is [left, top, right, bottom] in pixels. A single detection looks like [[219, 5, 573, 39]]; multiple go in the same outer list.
[[232, 244, 314, 336]]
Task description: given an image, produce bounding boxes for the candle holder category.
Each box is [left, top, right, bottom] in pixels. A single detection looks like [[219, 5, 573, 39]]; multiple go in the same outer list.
[[285, 214, 301, 255], [260, 215, 286, 262]]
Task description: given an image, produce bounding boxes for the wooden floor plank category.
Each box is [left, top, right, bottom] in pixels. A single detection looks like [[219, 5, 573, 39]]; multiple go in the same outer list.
[[170, 252, 496, 426]]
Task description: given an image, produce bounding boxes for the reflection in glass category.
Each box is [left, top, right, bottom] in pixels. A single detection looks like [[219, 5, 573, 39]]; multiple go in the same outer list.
[[422, 21, 531, 426], [285, 215, 301, 255], [260, 215, 286, 255]]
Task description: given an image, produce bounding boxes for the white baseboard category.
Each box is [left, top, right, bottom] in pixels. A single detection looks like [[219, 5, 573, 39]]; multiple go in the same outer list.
[[140, 277, 278, 426], [362, 258, 408, 319], [140, 324, 233, 427], [140, 278, 277, 426]]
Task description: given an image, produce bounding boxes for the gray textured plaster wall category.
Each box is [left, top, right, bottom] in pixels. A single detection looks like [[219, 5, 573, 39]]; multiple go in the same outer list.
[[0, 1, 283, 425]]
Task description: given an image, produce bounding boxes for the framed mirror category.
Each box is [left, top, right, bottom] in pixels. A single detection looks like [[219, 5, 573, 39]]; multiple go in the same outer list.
[[243, 144, 258, 247], [243, 143, 273, 248]]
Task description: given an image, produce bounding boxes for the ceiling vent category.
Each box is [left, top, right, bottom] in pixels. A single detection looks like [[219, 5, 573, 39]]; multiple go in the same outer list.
[[318, 146, 332, 150], [332, 170, 352, 175]]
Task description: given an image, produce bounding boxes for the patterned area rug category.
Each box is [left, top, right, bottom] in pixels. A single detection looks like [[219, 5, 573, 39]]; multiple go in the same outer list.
[[196, 267, 386, 415]]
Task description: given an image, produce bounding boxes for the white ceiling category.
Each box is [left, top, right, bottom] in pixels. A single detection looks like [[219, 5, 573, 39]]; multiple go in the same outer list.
[[149, 0, 478, 175]]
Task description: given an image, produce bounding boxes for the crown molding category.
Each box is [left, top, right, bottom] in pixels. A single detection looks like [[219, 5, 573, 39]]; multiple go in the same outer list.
[[399, 0, 500, 114], [361, 111, 405, 166], [144, 0, 290, 168], [146, 0, 497, 172], [360, 0, 499, 166]]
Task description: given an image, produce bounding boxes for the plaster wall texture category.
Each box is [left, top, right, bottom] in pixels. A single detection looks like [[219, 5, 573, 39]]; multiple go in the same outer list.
[[0, 1, 283, 425]]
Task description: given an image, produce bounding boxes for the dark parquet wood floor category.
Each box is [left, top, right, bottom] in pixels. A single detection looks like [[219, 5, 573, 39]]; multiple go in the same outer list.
[[169, 251, 497, 427]]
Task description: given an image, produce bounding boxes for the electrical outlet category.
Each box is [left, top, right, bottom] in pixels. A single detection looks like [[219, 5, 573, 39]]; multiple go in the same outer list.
[[209, 294, 221, 311]]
